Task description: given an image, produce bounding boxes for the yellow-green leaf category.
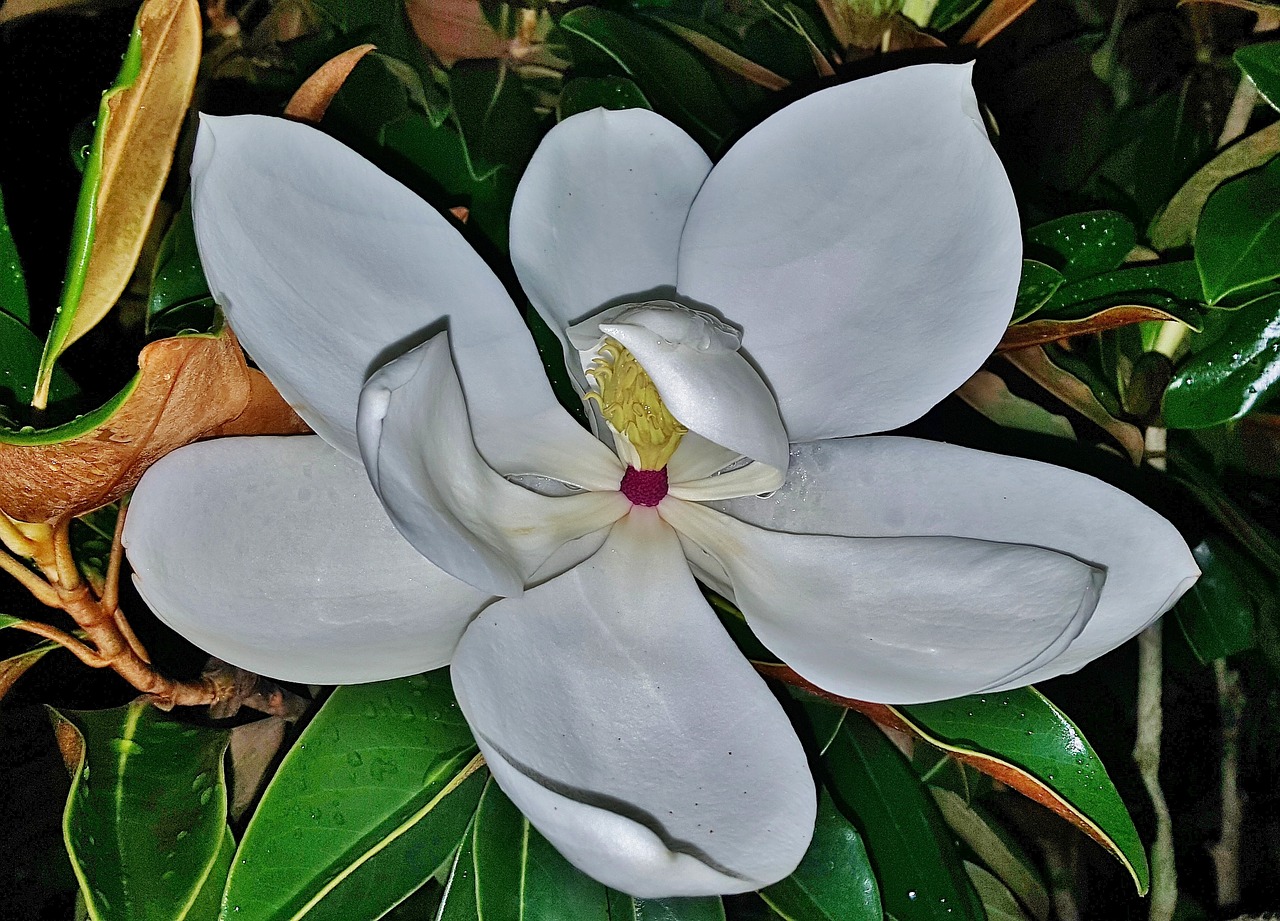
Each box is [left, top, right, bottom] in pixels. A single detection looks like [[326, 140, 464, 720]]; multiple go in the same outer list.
[[32, 0, 201, 408]]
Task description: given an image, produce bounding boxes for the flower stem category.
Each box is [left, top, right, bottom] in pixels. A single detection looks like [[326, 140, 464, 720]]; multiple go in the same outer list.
[[1133, 623, 1177, 921]]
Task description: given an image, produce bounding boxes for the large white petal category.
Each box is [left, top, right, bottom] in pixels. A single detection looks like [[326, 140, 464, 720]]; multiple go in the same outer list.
[[451, 510, 815, 897], [510, 107, 712, 332], [676, 64, 1022, 442], [122, 436, 489, 684], [712, 436, 1200, 684], [191, 114, 588, 477], [662, 499, 1103, 704], [358, 333, 629, 597]]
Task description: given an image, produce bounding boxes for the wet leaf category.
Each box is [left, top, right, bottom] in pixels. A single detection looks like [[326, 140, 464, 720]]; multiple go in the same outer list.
[[0, 312, 79, 413], [1150, 122, 1280, 251], [1000, 305, 1196, 351], [607, 892, 727, 921], [283, 44, 378, 122], [0, 185, 29, 326], [1011, 260, 1065, 323], [221, 671, 485, 921], [1172, 538, 1258, 662], [1236, 41, 1280, 112], [207, 369, 309, 438], [33, 0, 202, 408], [1164, 291, 1280, 427], [1035, 261, 1204, 325], [53, 699, 232, 921], [0, 330, 251, 524], [559, 76, 651, 119], [1196, 155, 1280, 304], [146, 195, 216, 338], [1025, 211, 1136, 281]]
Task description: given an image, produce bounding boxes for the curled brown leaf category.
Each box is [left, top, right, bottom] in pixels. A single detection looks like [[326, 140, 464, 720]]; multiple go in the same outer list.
[[284, 44, 377, 123]]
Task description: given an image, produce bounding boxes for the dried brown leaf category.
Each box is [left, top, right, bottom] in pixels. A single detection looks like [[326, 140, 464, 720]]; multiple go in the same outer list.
[[961, 0, 1039, 46], [284, 44, 378, 122], [998, 305, 1184, 351], [0, 331, 252, 524], [206, 369, 310, 438], [406, 0, 508, 65]]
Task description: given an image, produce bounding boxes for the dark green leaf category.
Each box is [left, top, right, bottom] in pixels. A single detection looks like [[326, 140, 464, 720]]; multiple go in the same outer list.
[[147, 194, 216, 337], [221, 671, 485, 921], [964, 863, 1031, 921], [1236, 42, 1280, 112], [449, 60, 543, 173], [1011, 260, 1066, 323], [1172, 538, 1258, 662], [0, 184, 29, 326], [0, 312, 79, 418], [558, 76, 652, 119], [1196, 156, 1280, 303], [54, 700, 232, 921], [1037, 261, 1204, 326], [760, 788, 881, 921], [188, 827, 235, 921], [556, 8, 737, 151], [1164, 292, 1280, 427], [812, 704, 983, 921], [608, 891, 727, 921], [1025, 211, 1136, 281], [898, 688, 1149, 894], [929, 0, 986, 32], [437, 776, 611, 921]]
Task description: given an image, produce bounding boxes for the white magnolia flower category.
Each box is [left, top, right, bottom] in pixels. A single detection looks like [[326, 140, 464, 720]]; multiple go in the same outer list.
[[123, 64, 1199, 897]]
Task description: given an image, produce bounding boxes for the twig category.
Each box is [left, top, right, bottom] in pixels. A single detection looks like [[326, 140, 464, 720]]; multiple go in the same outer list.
[[102, 499, 127, 614], [0, 513, 36, 559], [0, 546, 61, 608], [1134, 623, 1177, 921], [1209, 660, 1245, 908], [50, 518, 83, 592], [9, 620, 106, 668]]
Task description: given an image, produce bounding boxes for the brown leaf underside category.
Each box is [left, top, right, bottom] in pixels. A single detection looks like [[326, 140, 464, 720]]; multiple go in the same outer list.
[[998, 305, 1182, 351], [283, 43, 377, 122]]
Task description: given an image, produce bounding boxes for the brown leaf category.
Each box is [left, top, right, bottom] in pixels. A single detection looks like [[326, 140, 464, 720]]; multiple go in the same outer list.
[[0, 331, 252, 524], [960, 0, 1039, 45], [284, 44, 377, 123], [0, 644, 59, 704], [998, 305, 1185, 351], [406, 0, 508, 65], [206, 368, 311, 438], [229, 716, 288, 820], [956, 369, 1076, 439]]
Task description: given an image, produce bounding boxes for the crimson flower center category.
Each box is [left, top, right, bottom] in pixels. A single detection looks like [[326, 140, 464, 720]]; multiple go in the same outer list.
[[620, 466, 668, 507]]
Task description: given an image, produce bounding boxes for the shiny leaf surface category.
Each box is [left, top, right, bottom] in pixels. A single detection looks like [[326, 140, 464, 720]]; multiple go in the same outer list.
[[1011, 260, 1064, 323], [1196, 156, 1280, 304], [558, 76, 652, 119], [1025, 210, 1135, 281], [1236, 41, 1280, 112], [0, 185, 29, 326], [1172, 538, 1258, 662]]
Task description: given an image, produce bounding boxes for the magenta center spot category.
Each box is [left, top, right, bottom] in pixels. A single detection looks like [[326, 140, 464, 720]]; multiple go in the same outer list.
[[620, 466, 668, 507]]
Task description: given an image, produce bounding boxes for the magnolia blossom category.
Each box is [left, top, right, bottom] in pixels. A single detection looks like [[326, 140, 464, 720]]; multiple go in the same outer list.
[[123, 64, 1198, 897]]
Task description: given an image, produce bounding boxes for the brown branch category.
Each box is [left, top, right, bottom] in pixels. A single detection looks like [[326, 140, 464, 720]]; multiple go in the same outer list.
[[0, 545, 61, 608], [0, 513, 37, 559], [102, 499, 127, 614], [9, 620, 106, 668], [50, 518, 83, 592]]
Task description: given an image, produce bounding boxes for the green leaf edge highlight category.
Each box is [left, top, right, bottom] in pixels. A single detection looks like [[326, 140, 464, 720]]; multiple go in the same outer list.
[[32, 19, 146, 407], [892, 689, 1150, 896]]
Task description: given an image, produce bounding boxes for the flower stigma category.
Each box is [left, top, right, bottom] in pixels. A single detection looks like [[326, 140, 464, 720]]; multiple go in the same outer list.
[[585, 337, 687, 472]]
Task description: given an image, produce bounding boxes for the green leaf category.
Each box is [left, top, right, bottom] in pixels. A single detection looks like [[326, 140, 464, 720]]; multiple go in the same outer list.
[[760, 788, 881, 921], [437, 776, 611, 921], [559, 76, 652, 119], [556, 8, 737, 151], [54, 700, 232, 921], [1163, 291, 1280, 428], [449, 60, 543, 174], [812, 704, 983, 921], [221, 671, 485, 921], [0, 312, 79, 417], [607, 891, 727, 921], [1036, 261, 1204, 327], [1196, 156, 1280, 304], [897, 688, 1149, 894], [1236, 42, 1280, 112], [0, 184, 30, 326], [1172, 538, 1258, 662], [964, 863, 1031, 921], [928, 0, 985, 31], [1025, 211, 1136, 281], [188, 827, 235, 920], [147, 194, 216, 337], [1011, 260, 1066, 323]]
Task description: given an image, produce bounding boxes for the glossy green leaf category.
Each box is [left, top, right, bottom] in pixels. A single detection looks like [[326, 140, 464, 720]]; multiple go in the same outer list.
[[812, 704, 983, 921], [1011, 260, 1065, 323], [1164, 291, 1280, 428], [0, 184, 29, 326], [55, 700, 232, 921], [607, 891, 727, 921], [188, 827, 235, 920], [930, 788, 1050, 921], [559, 76, 652, 119], [1236, 42, 1280, 112], [964, 863, 1031, 921], [556, 8, 737, 151], [928, 0, 985, 31], [0, 312, 79, 417], [437, 776, 611, 921], [760, 788, 881, 921], [1025, 211, 1136, 281], [221, 671, 485, 921], [147, 195, 216, 337], [1172, 538, 1258, 662], [1196, 156, 1280, 304], [1036, 261, 1204, 326], [897, 688, 1149, 894]]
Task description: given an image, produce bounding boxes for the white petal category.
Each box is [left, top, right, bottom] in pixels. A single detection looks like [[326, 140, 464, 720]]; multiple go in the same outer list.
[[661, 498, 1104, 704], [510, 107, 712, 332], [666, 432, 743, 484], [122, 436, 488, 684], [358, 333, 629, 597], [712, 437, 1200, 684], [668, 462, 782, 503], [676, 64, 1022, 442], [451, 510, 815, 897], [191, 114, 588, 476]]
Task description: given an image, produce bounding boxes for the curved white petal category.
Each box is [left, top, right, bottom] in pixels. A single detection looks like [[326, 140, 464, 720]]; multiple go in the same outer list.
[[666, 432, 742, 484], [451, 510, 815, 897], [510, 107, 712, 332], [712, 437, 1200, 684], [668, 462, 781, 503], [662, 498, 1104, 703], [677, 64, 1022, 442], [191, 114, 588, 477], [122, 436, 489, 684], [358, 333, 629, 597]]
